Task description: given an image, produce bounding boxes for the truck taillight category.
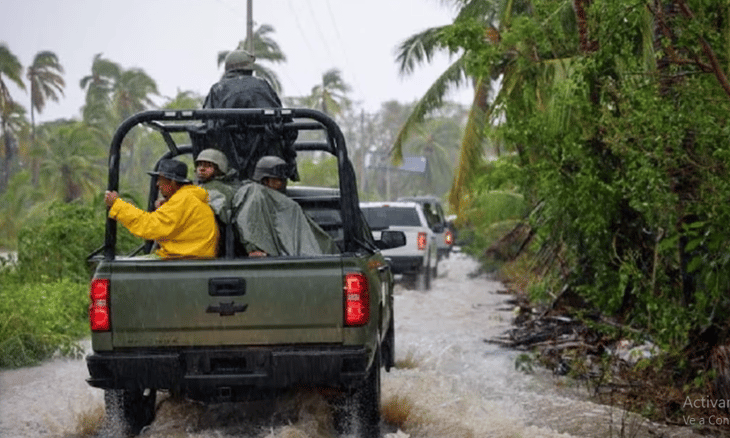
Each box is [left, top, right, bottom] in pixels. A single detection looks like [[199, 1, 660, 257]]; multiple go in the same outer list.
[[344, 273, 369, 326], [445, 229, 454, 245], [417, 232, 427, 250], [89, 278, 110, 331]]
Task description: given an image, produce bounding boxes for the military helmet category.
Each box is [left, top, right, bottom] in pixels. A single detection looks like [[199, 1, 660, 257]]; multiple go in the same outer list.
[[224, 49, 256, 72], [195, 148, 229, 174], [253, 156, 289, 182]]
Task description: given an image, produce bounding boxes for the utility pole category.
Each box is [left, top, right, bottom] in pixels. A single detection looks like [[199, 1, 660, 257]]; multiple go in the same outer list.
[[246, 0, 254, 54]]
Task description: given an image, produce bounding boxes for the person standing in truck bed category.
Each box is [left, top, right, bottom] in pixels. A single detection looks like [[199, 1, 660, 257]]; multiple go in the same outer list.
[[201, 49, 298, 181], [104, 159, 219, 259]]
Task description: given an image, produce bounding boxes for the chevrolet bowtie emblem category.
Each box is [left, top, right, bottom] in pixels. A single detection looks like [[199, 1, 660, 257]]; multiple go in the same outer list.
[[206, 301, 248, 316]]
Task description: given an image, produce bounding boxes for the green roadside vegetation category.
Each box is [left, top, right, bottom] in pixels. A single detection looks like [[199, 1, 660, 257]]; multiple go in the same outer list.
[[432, 1, 730, 429], [0, 202, 139, 368]]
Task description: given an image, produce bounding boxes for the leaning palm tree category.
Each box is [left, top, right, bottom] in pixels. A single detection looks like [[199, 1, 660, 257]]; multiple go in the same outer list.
[[217, 24, 286, 93], [26, 50, 65, 185], [0, 43, 25, 194], [392, 0, 502, 216], [113, 67, 158, 121], [27, 51, 64, 129], [306, 68, 352, 117], [79, 53, 121, 127], [395, 0, 578, 217]]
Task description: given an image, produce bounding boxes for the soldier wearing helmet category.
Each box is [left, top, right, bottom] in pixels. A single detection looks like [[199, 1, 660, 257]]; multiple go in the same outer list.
[[195, 148, 230, 184], [224, 49, 256, 73], [252, 155, 290, 193], [195, 149, 240, 227], [231, 155, 338, 258], [201, 49, 289, 182], [203, 49, 282, 111]]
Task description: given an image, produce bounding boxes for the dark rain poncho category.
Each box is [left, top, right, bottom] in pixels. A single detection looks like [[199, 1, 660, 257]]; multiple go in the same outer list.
[[232, 182, 339, 257], [196, 71, 299, 181]]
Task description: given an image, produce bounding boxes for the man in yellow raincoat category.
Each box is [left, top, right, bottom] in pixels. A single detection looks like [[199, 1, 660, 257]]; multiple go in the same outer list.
[[104, 159, 219, 259]]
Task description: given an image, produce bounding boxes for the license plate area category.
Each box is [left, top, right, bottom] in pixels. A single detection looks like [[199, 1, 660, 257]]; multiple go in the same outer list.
[[185, 350, 270, 375]]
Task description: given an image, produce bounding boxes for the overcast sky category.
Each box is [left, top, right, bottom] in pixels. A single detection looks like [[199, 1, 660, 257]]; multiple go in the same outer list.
[[2, 0, 473, 123]]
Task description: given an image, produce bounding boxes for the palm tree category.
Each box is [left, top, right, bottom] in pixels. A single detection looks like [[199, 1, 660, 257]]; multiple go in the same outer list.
[[40, 122, 104, 202], [392, 0, 502, 216], [80, 55, 158, 178], [113, 68, 158, 121], [217, 24, 286, 93], [0, 43, 25, 194], [79, 53, 121, 127], [395, 0, 580, 217], [0, 101, 27, 195], [401, 112, 463, 197], [306, 68, 351, 116], [26, 50, 65, 185]]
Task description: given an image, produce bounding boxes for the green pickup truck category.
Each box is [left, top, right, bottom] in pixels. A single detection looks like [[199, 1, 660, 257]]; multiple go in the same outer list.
[[85, 108, 404, 437]]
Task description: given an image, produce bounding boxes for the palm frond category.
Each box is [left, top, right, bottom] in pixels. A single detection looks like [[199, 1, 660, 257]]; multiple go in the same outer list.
[[448, 76, 490, 216], [390, 57, 470, 164], [395, 26, 452, 76]]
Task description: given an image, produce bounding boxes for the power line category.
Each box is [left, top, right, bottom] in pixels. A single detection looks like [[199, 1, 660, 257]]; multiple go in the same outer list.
[[324, 0, 363, 99], [286, 0, 319, 64], [305, 0, 336, 64]]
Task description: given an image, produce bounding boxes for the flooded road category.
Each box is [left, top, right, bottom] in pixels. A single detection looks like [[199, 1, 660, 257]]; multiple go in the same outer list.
[[0, 252, 704, 437]]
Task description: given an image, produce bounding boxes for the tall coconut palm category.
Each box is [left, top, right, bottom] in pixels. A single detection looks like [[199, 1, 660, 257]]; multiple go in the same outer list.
[[306, 68, 351, 116], [395, 0, 580, 216], [113, 67, 158, 121], [40, 121, 104, 202], [0, 101, 27, 194], [80, 55, 158, 177], [392, 0, 502, 216], [27, 51, 64, 127], [0, 44, 26, 194], [401, 112, 463, 197], [217, 24, 286, 93], [26, 50, 65, 185], [79, 53, 121, 127]]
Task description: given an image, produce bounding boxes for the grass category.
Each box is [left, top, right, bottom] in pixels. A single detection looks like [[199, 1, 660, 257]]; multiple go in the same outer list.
[[70, 404, 105, 438], [0, 269, 88, 368]]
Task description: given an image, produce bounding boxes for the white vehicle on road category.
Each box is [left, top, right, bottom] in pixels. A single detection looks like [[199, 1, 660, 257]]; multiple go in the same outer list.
[[360, 201, 438, 290], [397, 196, 454, 260]]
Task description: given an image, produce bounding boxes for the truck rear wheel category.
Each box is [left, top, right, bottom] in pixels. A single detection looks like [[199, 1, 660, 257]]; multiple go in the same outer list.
[[103, 388, 156, 436], [332, 349, 381, 438], [353, 348, 381, 438]]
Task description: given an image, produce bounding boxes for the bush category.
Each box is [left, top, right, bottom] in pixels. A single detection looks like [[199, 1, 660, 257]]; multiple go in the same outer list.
[[17, 201, 105, 283], [460, 189, 529, 258], [0, 274, 88, 367], [17, 200, 139, 283]]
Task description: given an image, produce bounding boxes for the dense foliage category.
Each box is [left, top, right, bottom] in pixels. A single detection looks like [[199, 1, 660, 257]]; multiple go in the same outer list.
[[0, 276, 87, 368], [0, 202, 141, 367], [448, 0, 730, 350]]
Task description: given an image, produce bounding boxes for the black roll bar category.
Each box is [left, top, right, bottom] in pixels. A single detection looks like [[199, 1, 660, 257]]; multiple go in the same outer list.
[[104, 108, 363, 261]]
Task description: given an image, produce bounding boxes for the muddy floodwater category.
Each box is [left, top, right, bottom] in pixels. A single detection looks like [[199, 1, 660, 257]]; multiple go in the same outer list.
[[0, 252, 706, 437]]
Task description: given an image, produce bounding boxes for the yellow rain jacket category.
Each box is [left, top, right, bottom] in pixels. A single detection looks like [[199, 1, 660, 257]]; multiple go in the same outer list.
[[109, 184, 219, 259]]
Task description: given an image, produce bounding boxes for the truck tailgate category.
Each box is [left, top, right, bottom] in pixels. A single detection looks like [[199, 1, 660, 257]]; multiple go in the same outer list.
[[108, 257, 344, 347]]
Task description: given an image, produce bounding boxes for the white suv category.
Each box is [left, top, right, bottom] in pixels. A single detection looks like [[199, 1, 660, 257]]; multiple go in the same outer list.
[[397, 196, 453, 260], [360, 201, 438, 290]]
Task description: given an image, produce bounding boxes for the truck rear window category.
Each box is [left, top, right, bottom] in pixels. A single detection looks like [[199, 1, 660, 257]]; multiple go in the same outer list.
[[361, 207, 420, 229]]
